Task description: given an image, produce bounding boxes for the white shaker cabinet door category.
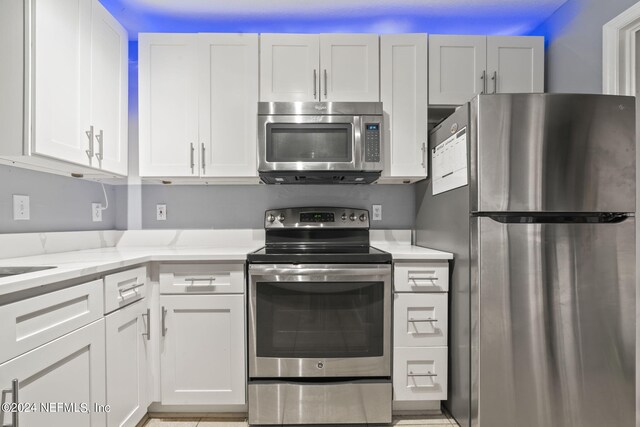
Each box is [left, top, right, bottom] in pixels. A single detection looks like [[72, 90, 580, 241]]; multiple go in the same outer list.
[[380, 34, 428, 179], [428, 35, 487, 105], [0, 320, 106, 427], [160, 295, 245, 405], [105, 300, 149, 427], [139, 33, 199, 177], [89, 1, 128, 175], [199, 34, 259, 177], [32, 0, 92, 166], [319, 34, 379, 102], [260, 34, 319, 102], [486, 36, 544, 94]]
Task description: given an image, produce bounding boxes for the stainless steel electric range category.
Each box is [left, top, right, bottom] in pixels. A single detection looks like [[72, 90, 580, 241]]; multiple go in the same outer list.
[[247, 207, 392, 426]]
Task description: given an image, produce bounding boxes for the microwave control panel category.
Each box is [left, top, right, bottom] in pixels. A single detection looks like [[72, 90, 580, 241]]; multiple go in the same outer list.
[[364, 123, 381, 163]]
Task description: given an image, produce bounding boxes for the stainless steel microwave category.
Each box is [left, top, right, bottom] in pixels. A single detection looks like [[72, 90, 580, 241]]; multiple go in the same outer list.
[[257, 102, 384, 184]]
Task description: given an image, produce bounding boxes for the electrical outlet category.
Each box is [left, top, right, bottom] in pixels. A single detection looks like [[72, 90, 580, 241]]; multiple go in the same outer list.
[[372, 204, 382, 221], [13, 195, 30, 221], [157, 204, 167, 221], [92, 203, 103, 222]]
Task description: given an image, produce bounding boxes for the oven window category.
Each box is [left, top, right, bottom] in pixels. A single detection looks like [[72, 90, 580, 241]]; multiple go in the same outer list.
[[255, 281, 383, 358], [266, 123, 352, 163]]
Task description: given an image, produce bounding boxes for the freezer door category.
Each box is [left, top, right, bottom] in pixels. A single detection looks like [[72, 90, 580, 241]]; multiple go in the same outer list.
[[470, 216, 635, 427], [470, 94, 635, 213]]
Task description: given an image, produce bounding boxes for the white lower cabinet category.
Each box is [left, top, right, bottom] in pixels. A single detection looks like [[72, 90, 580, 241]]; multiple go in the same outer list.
[[393, 261, 449, 406], [105, 300, 149, 427], [0, 319, 107, 427], [393, 347, 448, 401], [160, 294, 245, 405]]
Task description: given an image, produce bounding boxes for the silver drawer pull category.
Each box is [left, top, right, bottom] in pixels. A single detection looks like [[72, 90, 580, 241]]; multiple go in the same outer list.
[[185, 277, 217, 286], [409, 276, 438, 281], [409, 319, 438, 323], [1, 379, 19, 427], [119, 282, 144, 295], [408, 371, 437, 377]]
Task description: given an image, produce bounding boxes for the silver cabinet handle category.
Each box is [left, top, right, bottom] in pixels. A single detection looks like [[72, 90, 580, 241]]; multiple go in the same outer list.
[[409, 318, 438, 323], [313, 69, 317, 99], [323, 69, 327, 97], [185, 277, 217, 282], [118, 282, 144, 297], [491, 71, 497, 94], [142, 308, 151, 340], [161, 306, 167, 337], [480, 70, 486, 94], [189, 143, 195, 174], [201, 143, 206, 174], [409, 276, 438, 281], [95, 129, 104, 167], [421, 142, 427, 168], [408, 371, 437, 377], [85, 125, 94, 161], [1, 379, 19, 427]]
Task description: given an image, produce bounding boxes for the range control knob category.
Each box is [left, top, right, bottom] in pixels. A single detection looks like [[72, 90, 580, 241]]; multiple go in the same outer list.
[[278, 214, 285, 221], [267, 214, 275, 223], [341, 213, 347, 221], [359, 214, 367, 222], [349, 213, 357, 221]]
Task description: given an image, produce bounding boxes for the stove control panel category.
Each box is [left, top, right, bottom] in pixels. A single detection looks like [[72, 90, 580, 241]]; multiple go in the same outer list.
[[265, 207, 370, 229]]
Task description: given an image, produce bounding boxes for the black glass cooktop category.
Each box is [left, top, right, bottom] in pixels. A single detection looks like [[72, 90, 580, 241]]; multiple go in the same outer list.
[[248, 245, 391, 263]]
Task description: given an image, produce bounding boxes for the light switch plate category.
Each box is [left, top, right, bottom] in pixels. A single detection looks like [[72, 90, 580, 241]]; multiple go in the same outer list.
[[157, 204, 167, 221], [372, 204, 382, 221], [92, 203, 102, 222], [13, 195, 30, 221]]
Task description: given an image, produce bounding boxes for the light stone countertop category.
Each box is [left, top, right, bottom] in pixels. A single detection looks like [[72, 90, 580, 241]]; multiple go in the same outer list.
[[0, 229, 453, 298]]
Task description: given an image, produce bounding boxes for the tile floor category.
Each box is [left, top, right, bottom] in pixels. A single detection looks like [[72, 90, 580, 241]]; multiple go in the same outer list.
[[142, 414, 460, 427]]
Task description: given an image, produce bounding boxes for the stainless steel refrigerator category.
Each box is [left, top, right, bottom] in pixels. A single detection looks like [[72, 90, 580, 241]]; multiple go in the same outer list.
[[415, 94, 636, 427]]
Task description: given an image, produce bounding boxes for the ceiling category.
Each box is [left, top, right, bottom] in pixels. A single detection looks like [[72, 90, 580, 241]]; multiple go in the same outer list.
[[100, 0, 569, 39]]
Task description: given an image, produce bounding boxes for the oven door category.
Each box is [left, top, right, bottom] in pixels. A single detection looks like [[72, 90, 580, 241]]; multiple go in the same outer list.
[[248, 264, 391, 378], [257, 116, 362, 172]]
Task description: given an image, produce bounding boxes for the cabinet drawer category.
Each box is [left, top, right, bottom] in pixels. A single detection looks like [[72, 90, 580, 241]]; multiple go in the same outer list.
[[104, 266, 147, 314], [394, 293, 447, 347], [393, 347, 447, 402], [159, 263, 245, 294], [0, 279, 103, 364], [394, 262, 449, 292]]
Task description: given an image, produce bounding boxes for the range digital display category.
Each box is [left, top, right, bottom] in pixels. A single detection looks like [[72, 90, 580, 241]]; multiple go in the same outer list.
[[300, 212, 335, 223], [366, 124, 379, 130]]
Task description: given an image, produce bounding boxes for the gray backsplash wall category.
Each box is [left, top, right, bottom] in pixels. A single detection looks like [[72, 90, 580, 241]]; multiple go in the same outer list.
[[141, 184, 415, 229], [0, 164, 119, 233]]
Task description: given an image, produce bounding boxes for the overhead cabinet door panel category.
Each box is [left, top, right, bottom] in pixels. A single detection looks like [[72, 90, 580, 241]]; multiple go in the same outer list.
[[486, 36, 544, 94], [320, 34, 379, 102], [139, 34, 199, 177], [429, 35, 486, 105], [260, 34, 319, 102], [199, 34, 258, 177]]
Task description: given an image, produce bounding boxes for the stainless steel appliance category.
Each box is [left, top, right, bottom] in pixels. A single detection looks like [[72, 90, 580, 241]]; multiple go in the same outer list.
[[257, 102, 383, 184], [247, 207, 392, 425], [415, 94, 636, 427]]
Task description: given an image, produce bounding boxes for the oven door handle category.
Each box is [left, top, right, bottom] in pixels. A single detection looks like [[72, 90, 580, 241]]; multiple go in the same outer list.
[[250, 266, 390, 276]]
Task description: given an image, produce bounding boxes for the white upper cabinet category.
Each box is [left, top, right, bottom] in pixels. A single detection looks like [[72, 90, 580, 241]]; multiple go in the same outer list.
[[428, 35, 487, 105], [139, 33, 199, 177], [320, 34, 379, 102], [0, 0, 128, 178], [32, 0, 93, 166], [199, 34, 259, 177], [429, 35, 544, 105], [260, 34, 319, 102], [486, 36, 544, 94], [380, 34, 428, 181], [89, 1, 128, 175], [260, 34, 379, 102]]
